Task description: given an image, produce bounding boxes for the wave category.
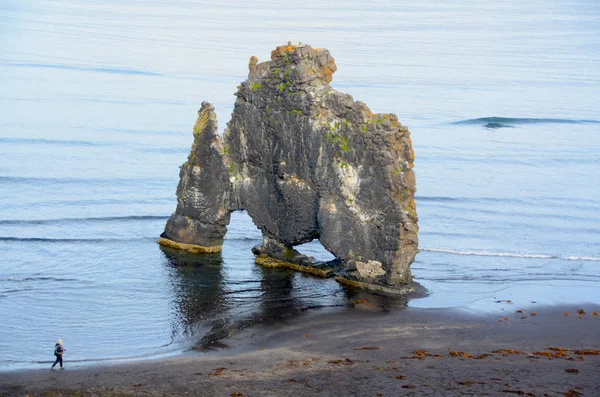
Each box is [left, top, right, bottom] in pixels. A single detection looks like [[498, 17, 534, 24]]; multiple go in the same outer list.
[[416, 195, 600, 208], [0, 276, 79, 282], [0, 215, 169, 225], [101, 127, 189, 137], [0, 137, 111, 147], [416, 196, 462, 202], [6, 62, 163, 77], [142, 147, 189, 154], [417, 275, 600, 283], [0, 137, 189, 155], [563, 256, 600, 262], [0, 176, 173, 185], [416, 201, 600, 224], [415, 195, 532, 204], [421, 248, 600, 262], [452, 117, 600, 129], [0, 237, 155, 243], [0, 235, 259, 243]]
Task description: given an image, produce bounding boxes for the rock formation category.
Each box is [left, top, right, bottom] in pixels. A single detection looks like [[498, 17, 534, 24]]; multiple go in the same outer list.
[[159, 43, 418, 293]]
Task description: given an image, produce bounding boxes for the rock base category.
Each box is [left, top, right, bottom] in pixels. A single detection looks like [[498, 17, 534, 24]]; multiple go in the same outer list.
[[254, 255, 341, 278], [335, 276, 425, 296], [252, 243, 423, 296], [157, 236, 222, 254], [252, 243, 343, 278]]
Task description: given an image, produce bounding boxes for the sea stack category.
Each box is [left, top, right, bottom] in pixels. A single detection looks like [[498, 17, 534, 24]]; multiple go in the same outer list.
[[160, 43, 418, 293]]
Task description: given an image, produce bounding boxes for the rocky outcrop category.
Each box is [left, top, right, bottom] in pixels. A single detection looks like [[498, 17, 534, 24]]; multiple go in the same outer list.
[[159, 102, 232, 253], [160, 43, 418, 291]]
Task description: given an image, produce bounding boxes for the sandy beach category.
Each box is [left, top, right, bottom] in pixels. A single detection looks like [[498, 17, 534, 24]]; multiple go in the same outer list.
[[2, 302, 599, 397]]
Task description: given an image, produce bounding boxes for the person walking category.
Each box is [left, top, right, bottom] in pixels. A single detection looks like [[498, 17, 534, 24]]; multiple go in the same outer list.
[[51, 339, 66, 370]]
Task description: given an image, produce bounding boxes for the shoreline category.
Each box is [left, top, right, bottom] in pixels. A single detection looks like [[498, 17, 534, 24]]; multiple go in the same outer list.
[[2, 303, 599, 396]]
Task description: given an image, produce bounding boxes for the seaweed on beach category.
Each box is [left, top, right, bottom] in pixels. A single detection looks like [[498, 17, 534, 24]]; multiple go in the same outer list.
[[492, 349, 525, 355], [449, 351, 475, 358]]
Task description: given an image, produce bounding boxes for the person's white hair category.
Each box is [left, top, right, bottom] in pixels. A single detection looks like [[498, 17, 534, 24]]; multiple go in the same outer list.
[[57, 338, 63, 345]]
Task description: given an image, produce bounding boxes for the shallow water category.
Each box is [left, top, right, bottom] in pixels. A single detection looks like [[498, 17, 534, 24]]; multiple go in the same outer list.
[[1, 0, 599, 370]]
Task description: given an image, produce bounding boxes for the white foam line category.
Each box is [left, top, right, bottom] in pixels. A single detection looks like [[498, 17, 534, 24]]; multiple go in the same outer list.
[[564, 256, 600, 262], [421, 248, 553, 259], [421, 248, 600, 262]]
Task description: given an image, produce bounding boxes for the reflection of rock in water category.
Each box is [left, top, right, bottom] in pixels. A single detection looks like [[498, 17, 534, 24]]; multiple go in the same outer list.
[[340, 287, 422, 313], [161, 245, 310, 350], [194, 268, 310, 351], [160, 245, 227, 337], [256, 266, 299, 315]]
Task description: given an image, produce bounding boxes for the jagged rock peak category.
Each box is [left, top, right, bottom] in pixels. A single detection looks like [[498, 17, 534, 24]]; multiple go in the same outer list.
[[247, 42, 337, 88], [159, 102, 232, 253]]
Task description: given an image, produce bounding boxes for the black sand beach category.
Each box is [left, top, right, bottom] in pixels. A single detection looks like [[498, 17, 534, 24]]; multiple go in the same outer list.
[[2, 303, 599, 397]]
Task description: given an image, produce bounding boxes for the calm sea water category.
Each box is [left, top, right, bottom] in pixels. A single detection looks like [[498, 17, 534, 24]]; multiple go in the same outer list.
[[1, 0, 599, 370]]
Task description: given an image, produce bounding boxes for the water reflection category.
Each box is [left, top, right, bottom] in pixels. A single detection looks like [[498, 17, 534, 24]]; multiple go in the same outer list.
[[161, 244, 341, 349], [161, 244, 418, 351], [161, 246, 227, 340], [256, 266, 298, 314]]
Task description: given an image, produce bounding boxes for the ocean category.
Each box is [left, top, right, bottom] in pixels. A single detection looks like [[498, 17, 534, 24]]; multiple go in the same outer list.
[[1, 0, 599, 370]]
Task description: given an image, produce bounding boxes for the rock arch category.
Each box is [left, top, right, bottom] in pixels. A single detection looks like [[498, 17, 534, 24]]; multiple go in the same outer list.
[[159, 43, 418, 292]]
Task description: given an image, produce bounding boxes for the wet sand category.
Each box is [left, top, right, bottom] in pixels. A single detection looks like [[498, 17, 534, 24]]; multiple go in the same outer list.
[[1, 303, 599, 397]]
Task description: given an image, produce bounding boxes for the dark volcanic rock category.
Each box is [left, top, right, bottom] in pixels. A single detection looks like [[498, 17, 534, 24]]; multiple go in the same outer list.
[[159, 102, 232, 253], [161, 43, 418, 289]]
